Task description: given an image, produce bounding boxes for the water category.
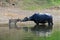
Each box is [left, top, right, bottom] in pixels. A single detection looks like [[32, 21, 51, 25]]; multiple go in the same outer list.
[[0, 23, 60, 40], [8, 24, 53, 37], [22, 25, 53, 37]]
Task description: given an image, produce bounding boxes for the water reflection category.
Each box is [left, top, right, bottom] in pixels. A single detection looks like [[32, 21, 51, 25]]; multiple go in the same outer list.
[[23, 25, 53, 37]]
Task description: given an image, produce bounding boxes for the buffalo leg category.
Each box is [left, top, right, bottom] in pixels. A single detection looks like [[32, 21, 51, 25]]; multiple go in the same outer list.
[[48, 18, 53, 26], [34, 21, 39, 25], [48, 22, 50, 26], [48, 21, 53, 26], [36, 23, 39, 25]]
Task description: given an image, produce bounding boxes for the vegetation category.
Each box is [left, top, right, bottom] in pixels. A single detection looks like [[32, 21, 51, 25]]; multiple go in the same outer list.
[[0, 0, 60, 10]]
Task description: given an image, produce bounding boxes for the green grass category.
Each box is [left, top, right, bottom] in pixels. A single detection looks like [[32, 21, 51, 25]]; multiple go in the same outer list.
[[18, 0, 60, 10], [1, 0, 60, 10]]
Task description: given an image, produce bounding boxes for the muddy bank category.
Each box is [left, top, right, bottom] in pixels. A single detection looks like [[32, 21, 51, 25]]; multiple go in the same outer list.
[[0, 7, 60, 24]]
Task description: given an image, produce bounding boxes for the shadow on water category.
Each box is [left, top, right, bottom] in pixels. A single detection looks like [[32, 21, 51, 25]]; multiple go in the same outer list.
[[9, 23, 53, 37], [23, 25, 53, 37]]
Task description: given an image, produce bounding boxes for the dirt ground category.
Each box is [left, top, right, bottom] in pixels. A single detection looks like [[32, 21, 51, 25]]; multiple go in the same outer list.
[[0, 7, 60, 27], [0, 7, 60, 25], [0, 7, 60, 29]]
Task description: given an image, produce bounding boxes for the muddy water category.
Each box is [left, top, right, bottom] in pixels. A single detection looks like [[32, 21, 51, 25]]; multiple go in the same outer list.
[[9, 24, 53, 37], [22, 25, 53, 37], [0, 21, 60, 40]]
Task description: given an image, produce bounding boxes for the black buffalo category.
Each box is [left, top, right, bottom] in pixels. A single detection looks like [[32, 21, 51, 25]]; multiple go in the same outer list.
[[21, 13, 53, 26]]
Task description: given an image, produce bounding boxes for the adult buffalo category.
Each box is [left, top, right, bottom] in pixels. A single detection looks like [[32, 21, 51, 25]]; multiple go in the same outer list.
[[21, 13, 53, 26]]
